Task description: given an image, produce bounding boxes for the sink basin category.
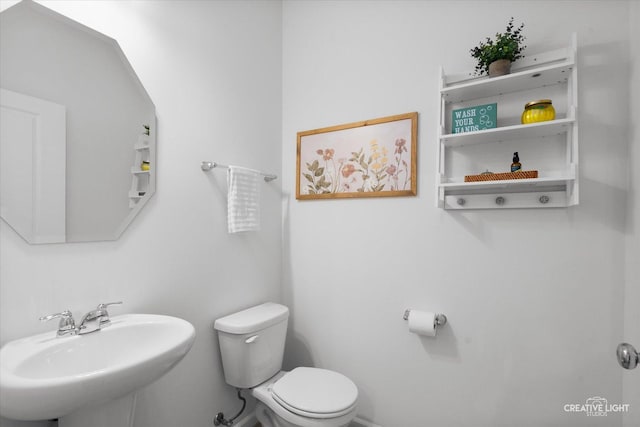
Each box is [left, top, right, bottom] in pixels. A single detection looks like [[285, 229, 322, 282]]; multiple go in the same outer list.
[[0, 313, 195, 421]]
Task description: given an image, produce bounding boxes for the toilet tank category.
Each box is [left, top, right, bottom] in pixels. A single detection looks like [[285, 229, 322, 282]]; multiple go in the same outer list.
[[213, 302, 289, 389]]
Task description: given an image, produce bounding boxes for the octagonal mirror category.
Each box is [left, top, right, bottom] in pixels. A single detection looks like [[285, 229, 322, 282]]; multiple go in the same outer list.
[[0, 0, 156, 243]]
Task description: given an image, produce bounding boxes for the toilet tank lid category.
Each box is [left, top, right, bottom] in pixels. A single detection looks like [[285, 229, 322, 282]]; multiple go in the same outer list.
[[214, 302, 289, 334]]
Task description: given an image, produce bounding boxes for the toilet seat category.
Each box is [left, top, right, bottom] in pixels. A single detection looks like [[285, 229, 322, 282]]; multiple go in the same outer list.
[[271, 367, 358, 419]]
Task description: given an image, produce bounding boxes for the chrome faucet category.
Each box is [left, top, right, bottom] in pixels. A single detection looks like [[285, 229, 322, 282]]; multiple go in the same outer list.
[[78, 302, 122, 334], [39, 310, 77, 337], [40, 301, 122, 337]]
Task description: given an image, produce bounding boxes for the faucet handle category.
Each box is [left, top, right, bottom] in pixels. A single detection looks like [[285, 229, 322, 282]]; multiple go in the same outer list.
[[96, 301, 122, 327], [97, 301, 123, 310], [39, 310, 76, 337], [39, 309, 74, 322]]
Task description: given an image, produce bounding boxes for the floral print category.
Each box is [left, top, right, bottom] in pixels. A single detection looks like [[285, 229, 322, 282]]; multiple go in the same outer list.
[[302, 136, 411, 195]]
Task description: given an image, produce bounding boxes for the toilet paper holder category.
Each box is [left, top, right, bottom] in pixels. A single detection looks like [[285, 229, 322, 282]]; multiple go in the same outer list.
[[402, 309, 447, 327]]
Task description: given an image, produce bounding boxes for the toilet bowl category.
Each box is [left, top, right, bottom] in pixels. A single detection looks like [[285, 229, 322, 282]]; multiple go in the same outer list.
[[213, 303, 359, 427], [253, 369, 358, 427]]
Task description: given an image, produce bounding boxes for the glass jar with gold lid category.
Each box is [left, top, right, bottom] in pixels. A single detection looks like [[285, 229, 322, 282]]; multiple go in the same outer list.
[[521, 99, 556, 124]]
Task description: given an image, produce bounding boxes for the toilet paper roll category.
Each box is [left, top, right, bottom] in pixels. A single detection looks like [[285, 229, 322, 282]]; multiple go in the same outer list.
[[407, 310, 437, 337]]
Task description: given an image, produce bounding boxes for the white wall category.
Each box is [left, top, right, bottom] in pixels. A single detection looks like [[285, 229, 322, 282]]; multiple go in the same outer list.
[[282, 1, 634, 426], [0, 1, 282, 426]]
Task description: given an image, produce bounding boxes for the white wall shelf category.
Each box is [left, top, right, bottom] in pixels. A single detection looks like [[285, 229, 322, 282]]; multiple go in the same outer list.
[[441, 60, 574, 104], [436, 34, 578, 209], [440, 172, 576, 192], [441, 117, 575, 148]]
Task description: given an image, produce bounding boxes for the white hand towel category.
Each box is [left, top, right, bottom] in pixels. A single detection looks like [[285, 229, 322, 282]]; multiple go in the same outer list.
[[227, 165, 261, 233]]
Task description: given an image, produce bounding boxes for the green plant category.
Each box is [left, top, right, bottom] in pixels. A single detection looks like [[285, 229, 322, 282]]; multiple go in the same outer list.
[[470, 17, 526, 76]]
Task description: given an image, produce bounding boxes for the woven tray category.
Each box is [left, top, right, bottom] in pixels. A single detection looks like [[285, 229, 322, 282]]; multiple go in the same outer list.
[[464, 170, 538, 182]]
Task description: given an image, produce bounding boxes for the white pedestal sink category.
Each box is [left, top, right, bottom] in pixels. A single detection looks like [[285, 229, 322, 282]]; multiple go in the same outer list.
[[0, 314, 195, 426]]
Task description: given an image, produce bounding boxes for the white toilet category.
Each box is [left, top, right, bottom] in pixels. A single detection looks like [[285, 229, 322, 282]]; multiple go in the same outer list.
[[214, 302, 358, 427]]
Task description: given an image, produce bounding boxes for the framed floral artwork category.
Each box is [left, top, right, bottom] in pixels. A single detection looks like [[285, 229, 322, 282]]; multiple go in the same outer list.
[[296, 112, 418, 200]]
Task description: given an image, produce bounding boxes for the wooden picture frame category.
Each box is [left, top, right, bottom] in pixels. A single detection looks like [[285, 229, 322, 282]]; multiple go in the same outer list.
[[296, 112, 417, 200]]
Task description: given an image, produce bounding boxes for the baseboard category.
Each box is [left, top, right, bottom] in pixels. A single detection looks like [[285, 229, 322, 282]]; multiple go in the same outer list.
[[234, 412, 380, 427], [352, 416, 382, 427], [232, 412, 258, 427]]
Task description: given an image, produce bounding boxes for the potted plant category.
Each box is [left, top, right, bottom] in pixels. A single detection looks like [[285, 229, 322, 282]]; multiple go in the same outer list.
[[470, 17, 526, 77]]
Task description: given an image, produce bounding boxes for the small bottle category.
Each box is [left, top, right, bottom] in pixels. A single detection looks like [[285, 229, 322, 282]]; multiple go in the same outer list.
[[511, 152, 521, 172], [141, 161, 150, 171]]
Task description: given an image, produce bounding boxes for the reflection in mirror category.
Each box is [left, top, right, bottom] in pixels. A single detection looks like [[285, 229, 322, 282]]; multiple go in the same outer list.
[[0, 0, 156, 243]]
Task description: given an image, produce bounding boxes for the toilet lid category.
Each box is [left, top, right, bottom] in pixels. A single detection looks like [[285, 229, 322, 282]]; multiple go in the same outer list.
[[271, 367, 358, 418]]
